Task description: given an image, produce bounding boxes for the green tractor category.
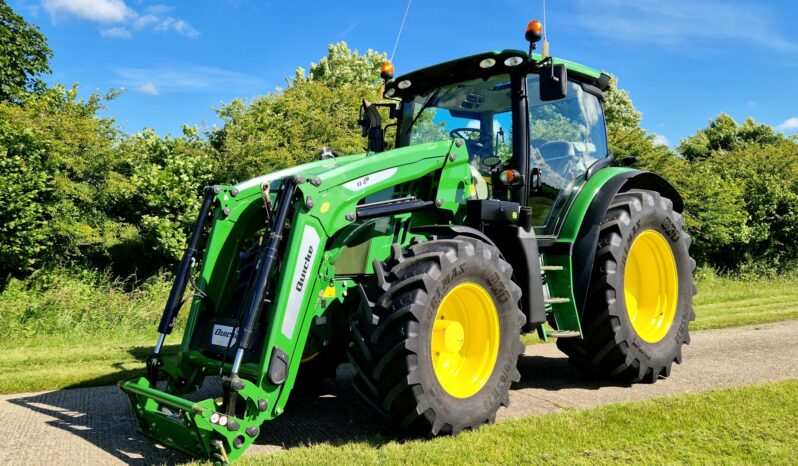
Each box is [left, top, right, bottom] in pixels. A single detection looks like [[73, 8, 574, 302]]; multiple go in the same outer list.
[[121, 22, 695, 463]]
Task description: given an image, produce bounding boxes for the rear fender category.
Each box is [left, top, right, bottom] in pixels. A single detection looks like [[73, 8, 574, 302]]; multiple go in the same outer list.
[[557, 170, 683, 318]]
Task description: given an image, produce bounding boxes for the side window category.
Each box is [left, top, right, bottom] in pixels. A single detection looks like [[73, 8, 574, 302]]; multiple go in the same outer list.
[[527, 75, 608, 233]]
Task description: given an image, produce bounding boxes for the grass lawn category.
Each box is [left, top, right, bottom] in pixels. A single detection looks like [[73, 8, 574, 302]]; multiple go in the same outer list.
[[691, 274, 798, 330], [0, 335, 179, 394], [229, 380, 798, 465], [2, 275, 798, 394]]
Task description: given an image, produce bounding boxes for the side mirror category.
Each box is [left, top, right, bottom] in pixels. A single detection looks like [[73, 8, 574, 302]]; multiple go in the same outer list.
[[539, 63, 567, 101], [481, 155, 501, 168], [358, 101, 398, 153], [359, 100, 385, 153]]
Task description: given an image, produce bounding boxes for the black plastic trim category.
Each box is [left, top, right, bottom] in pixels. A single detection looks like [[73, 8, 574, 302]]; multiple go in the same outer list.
[[585, 154, 615, 180], [580, 82, 605, 101], [489, 225, 547, 331], [268, 346, 289, 385]]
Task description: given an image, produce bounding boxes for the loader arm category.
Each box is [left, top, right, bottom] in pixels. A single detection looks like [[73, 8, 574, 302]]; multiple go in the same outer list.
[[121, 139, 474, 462]]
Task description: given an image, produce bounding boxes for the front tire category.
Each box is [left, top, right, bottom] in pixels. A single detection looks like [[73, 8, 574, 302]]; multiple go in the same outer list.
[[348, 236, 524, 435], [557, 189, 696, 382]]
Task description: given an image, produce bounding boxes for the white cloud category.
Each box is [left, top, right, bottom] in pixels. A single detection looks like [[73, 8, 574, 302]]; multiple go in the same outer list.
[[573, 0, 794, 52], [144, 5, 172, 15], [43, 0, 132, 23], [151, 17, 198, 38], [100, 26, 131, 39], [41, 0, 198, 38], [653, 133, 670, 147], [776, 117, 798, 132], [137, 83, 159, 95], [115, 65, 265, 94]]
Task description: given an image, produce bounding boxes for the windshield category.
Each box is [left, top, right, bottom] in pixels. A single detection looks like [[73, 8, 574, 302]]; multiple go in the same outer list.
[[398, 74, 513, 176]]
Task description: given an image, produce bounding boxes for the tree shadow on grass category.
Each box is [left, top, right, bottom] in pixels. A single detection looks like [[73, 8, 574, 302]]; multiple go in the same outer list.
[[56, 344, 181, 391]]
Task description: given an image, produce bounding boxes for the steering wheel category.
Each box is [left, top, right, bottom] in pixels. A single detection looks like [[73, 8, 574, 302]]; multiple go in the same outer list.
[[449, 128, 488, 165], [449, 128, 482, 141]]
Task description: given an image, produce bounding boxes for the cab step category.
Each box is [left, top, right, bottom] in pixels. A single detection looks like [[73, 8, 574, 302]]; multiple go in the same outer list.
[[541, 265, 564, 271], [544, 297, 570, 304], [546, 330, 581, 338]]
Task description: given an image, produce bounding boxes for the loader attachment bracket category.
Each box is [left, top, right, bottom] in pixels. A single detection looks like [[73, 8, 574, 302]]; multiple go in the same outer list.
[[121, 376, 270, 464]]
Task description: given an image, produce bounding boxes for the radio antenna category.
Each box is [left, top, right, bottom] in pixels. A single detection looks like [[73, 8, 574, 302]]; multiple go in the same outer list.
[[541, 0, 550, 58], [390, 0, 413, 63]]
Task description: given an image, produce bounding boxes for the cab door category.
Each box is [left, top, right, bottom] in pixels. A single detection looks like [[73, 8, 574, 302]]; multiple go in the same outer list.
[[525, 74, 610, 236]]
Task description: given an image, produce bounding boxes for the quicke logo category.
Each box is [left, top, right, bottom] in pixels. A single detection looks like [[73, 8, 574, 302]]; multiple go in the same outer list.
[[214, 328, 235, 338], [295, 245, 314, 292]]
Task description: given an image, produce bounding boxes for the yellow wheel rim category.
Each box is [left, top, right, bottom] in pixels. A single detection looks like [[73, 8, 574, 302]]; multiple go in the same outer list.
[[430, 282, 500, 398], [624, 230, 679, 343]]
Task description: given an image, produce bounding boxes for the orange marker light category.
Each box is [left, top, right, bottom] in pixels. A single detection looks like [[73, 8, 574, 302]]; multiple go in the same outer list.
[[381, 61, 395, 80], [500, 169, 519, 184], [525, 20, 543, 43]]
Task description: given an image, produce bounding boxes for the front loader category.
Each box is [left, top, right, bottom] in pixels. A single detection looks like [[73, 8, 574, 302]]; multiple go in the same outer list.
[[121, 21, 695, 463]]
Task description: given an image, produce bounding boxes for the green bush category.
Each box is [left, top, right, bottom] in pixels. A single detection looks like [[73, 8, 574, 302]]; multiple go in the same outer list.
[[672, 115, 798, 272], [0, 268, 173, 340], [0, 120, 52, 282], [0, 86, 219, 281]]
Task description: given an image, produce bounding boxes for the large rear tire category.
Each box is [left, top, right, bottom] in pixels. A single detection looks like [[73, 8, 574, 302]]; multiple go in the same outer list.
[[348, 236, 525, 434], [557, 189, 696, 382]]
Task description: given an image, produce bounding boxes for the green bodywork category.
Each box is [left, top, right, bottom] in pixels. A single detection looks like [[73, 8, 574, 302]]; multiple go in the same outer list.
[[120, 49, 651, 463]]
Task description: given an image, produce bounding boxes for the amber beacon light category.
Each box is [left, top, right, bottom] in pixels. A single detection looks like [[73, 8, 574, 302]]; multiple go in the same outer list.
[[381, 61, 395, 81], [525, 20, 543, 43]]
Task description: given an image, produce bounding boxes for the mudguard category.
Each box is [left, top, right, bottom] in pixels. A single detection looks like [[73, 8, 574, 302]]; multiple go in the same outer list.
[[562, 170, 683, 318]]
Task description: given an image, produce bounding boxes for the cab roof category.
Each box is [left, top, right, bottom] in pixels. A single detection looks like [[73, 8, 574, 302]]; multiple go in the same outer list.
[[385, 49, 609, 99]]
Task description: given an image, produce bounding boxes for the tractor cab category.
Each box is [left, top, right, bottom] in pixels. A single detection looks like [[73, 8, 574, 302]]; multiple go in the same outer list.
[[383, 49, 612, 237]]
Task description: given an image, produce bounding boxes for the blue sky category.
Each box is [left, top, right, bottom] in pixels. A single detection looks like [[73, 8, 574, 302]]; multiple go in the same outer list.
[[10, 0, 798, 147]]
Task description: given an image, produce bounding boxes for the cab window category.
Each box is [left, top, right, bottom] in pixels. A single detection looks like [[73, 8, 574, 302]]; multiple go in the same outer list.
[[527, 75, 608, 234]]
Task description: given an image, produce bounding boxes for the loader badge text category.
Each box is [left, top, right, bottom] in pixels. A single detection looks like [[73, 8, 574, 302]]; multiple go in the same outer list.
[[295, 245, 314, 292]]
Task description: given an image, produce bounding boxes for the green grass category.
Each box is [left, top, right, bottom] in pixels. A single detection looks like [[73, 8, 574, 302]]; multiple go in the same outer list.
[[1, 273, 797, 394], [230, 380, 798, 465], [692, 273, 798, 330], [0, 336, 181, 393], [520, 273, 798, 345], [0, 270, 180, 394], [0, 269, 172, 338]]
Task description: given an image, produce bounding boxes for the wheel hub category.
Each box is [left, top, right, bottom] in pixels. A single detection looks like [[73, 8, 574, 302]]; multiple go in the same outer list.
[[430, 282, 500, 398], [624, 229, 679, 343]]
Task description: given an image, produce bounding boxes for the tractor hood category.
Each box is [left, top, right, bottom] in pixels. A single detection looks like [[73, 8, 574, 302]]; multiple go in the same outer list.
[[231, 140, 456, 198]]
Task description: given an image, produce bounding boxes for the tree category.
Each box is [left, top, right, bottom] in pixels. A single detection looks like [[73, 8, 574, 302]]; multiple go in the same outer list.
[[679, 113, 784, 162], [601, 80, 752, 265], [603, 77, 660, 161], [0, 118, 51, 283], [0, 84, 219, 281], [297, 42, 385, 89], [211, 42, 387, 182], [0, 0, 52, 102]]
